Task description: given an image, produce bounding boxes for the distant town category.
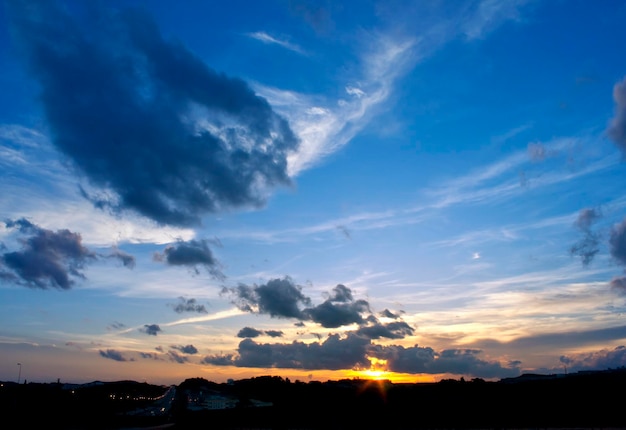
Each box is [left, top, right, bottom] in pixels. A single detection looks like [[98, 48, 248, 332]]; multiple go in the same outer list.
[[2, 368, 625, 429]]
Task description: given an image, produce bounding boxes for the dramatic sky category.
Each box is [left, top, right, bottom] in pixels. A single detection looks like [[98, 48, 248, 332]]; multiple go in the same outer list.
[[2, 0, 626, 386]]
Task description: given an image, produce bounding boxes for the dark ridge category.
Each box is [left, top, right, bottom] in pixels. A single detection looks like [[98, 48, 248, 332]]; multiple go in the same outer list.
[[1, 368, 625, 429]]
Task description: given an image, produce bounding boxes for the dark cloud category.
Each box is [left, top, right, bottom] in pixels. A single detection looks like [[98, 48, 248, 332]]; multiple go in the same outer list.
[[207, 334, 519, 378], [0, 218, 134, 289], [557, 345, 626, 374], [154, 240, 223, 279], [371, 345, 520, 379], [304, 299, 369, 328], [223, 277, 311, 319], [167, 351, 189, 363], [99, 349, 129, 362], [171, 344, 198, 354], [1, 218, 96, 289], [170, 297, 208, 314], [609, 218, 626, 266], [304, 284, 370, 328], [609, 276, 626, 295], [107, 321, 126, 331], [141, 324, 162, 336], [107, 247, 136, 269], [380, 309, 401, 319], [265, 330, 284, 338], [140, 352, 160, 360], [607, 76, 626, 152], [237, 327, 285, 338], [570, 207, 602, 267], [7, 0, 299, 227], [237, 327, 264, 338], [355, 321, 415, 339], [210, 334, 371, 370]]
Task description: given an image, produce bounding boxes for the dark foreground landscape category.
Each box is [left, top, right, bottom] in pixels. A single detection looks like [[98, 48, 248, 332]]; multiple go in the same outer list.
[[2, 368, 625, 429]]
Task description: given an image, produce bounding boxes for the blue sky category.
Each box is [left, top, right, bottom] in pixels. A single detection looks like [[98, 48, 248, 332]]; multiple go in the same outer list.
[[2, 0, 626, 385]]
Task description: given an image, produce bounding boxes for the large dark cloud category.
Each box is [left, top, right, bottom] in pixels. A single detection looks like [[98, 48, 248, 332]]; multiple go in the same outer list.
[[371, 345, 520, 379], [154, 240, 223, 278], [205, 334, 520, 379], [206, 334, 371, 370], [7, 0, 299, 227], [0, 218, 133, 289], [608, 77, 626, 153]]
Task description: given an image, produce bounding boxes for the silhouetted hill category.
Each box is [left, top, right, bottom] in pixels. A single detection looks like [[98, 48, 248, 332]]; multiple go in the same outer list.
[[2, 368, 626, 429]]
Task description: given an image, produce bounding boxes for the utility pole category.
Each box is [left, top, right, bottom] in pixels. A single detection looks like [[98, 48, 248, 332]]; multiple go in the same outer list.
[[17, 363, 22, 384]]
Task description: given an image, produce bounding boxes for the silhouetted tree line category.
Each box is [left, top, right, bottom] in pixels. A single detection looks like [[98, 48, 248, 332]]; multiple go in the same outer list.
[[2, 369, 625, 429]]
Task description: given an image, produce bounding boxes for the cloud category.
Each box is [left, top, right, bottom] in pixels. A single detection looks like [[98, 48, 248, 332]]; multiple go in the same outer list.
[[141, 324, 162, 336], [355, 321, 415, 340], [371, 345, 520, 379], [609, 218, 626, 266], [237, 327, 264, 338], [167, 351, 188, 364], [106, 247, 136, 269], [608, 76, 626, 152], [171, 344, 198, 355], [1, 218, 96, 289], [223, 277, 311, 319], [99, 349, 129, 362], [609, 276, 626, 296], [246, 31, 306, 54], [570, 207, 602, 267], [209, 333, 371, 370], [558, 345, 626, 373], [265, 330, 284, 338], [169, 297, 209, 314], [7, 1, 299, 227], [153, 239, 223, 278], [207, 333, 520, 378]]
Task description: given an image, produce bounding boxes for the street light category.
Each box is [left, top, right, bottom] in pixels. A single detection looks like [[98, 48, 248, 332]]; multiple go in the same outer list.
[[17, 363, 21, 384]]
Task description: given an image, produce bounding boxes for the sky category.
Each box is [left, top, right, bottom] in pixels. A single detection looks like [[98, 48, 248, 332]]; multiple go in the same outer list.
[[2, 0, 626, 386]]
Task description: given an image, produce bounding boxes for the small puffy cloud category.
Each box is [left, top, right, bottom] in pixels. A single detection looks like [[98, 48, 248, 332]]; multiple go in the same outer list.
[[7, 1, 299, 227], [99, 349, 129, 362], [106, 247, 136, 269], [237, 327, 264, 338], [379, 309, 401, 319], [265, 330, 284, 338], [171, 344, 198, 355], [141, 324, 162, 336], [167, 351, 188, 364], [154, 240, 223, 278], [607, 76, 626, 152], [169, 297, 208, 314]]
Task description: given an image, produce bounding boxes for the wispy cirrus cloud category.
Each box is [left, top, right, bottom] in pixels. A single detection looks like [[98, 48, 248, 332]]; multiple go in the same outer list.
[[246, 31, 306, 55]]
